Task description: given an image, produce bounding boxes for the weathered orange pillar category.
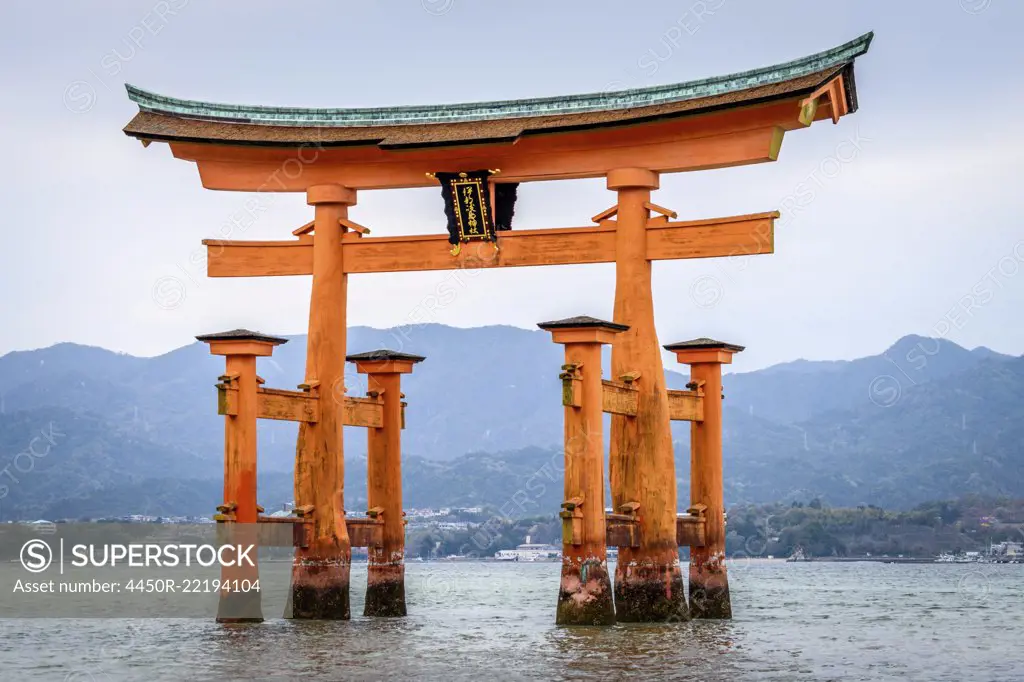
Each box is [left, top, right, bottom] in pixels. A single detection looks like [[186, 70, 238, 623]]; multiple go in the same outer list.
[[539, 316, 626, 626], [348, 350, 424, 617], [606, 168, 685, 621], [291, 184, 356, 619], [665, 338, 743, 619], [198, 329, 287, 623]]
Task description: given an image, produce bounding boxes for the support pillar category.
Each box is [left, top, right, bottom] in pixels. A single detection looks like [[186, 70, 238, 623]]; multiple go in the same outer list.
[[291, 183, 357, 619], [348, 350, 425, 617], [665, 338, 744, 619], [606, 168, 685, 621], [539, 316, 625, 626], [197, 329, 287, 623]]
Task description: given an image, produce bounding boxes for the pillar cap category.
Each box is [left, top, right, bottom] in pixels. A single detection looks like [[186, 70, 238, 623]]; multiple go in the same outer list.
[[196, 329, 289, 345], [663, 337, 744, 353], [664, 337, 744, 365], [306, 184, 356, 206], [606, 168, 659, 191], [346, 350, 425, 363], [196, 329, 287, 357], [347, 349, 425, 374], [538, 316, 628, 345], [537, 315, 629, 332]]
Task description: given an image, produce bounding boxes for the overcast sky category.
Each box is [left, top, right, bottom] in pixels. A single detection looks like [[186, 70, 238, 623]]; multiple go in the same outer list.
[[0, 0, 1021, 372]]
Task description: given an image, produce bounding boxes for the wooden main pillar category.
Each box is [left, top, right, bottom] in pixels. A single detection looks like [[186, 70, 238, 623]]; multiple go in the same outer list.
[[539, 316, 626, 626], [291, 183, 357, 619], [606, 168, 685, 621], [348, 350, 425, 617], [197, 329, 287, 623], [665, 338, 744, 619]]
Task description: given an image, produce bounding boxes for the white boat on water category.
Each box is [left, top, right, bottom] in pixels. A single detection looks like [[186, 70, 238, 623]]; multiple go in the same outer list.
[[494, 536, 560, 562]]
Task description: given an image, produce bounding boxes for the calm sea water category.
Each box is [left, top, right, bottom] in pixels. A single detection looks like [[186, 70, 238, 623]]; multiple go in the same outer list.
[[1, 560, 1021, 681]]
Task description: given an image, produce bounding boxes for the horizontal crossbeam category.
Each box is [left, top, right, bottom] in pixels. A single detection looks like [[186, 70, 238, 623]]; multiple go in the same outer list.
[[203, 211, 777, 277], [218, 515, 385, 548], [676, 514, 706, 547], [343, 396, 384, 428], [346, 517, 384, 548], [602, 380, 638, 417], [216, 385, 384, 428], [667, 389, 703, 422]]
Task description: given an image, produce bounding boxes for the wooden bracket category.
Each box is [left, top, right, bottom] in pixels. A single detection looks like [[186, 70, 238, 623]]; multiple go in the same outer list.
[[339, 217, 371, 235], [559, 497, 585, 546], [619, 371, 641, 385], [293, 504, 315, 518], [644, 201, 678, 226], [255, 375, 266, 385], [798, 75, 848, 126], [213, 502, 237, 523], [366, 506, 385, 519], [591, 204, 619, 223], [559, 363, 583, 408], [561, 497, 584, 512], [292, 220, 315, 236], [298, 380, 320, 394]]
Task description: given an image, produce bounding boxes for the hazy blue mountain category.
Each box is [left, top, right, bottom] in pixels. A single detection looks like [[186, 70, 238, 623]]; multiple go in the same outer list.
[[0, 327, 1019, 518], [725, 334, 1007, 423]]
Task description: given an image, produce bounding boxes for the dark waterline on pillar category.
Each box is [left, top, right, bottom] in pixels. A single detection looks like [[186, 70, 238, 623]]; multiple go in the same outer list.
[[290, 562, 351, 620], [364, 579, 407, 617], [555, 558, 615, 626], [689, 566, 732, 619], [614, 562, 689, 622]]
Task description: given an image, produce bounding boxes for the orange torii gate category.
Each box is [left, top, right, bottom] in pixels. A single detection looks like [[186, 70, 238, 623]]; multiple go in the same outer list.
[[124, 32, 871, 623]]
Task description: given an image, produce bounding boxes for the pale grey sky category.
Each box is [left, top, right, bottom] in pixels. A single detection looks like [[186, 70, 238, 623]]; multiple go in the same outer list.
[[0, 0, 1021, 372]]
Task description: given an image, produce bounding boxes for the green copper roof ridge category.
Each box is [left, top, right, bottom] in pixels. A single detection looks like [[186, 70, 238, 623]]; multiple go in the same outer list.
[[126, 31, 872, 128]]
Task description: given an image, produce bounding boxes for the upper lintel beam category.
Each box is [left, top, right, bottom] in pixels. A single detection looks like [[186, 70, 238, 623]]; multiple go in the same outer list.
[[180, 124, 787, 192]]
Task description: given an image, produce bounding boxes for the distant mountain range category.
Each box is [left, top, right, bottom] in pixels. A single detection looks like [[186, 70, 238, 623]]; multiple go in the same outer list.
[[0, 326, 1021, 519]]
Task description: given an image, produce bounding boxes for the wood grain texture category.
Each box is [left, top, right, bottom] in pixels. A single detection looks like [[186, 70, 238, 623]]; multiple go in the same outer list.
[[291, 187, 352, 619], [203, 212, 776, 278], [607, 172, 686, 621], [667, 389, 704, 422], [342, 396, 384, 428], [181, 117, 789, 191], [601, 380, 639, 417]]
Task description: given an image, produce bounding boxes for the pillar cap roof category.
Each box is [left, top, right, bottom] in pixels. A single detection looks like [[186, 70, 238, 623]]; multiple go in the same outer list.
[[663, 337, 744, 353], [537, 316, 630, 332], [346, 349, 425, 363], [195, 329, 288, 345]]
